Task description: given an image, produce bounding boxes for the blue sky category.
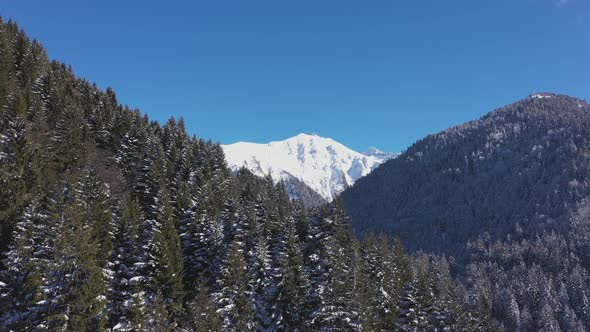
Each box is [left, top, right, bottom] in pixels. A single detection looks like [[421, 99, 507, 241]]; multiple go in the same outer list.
[[1, 0, 589, 152]]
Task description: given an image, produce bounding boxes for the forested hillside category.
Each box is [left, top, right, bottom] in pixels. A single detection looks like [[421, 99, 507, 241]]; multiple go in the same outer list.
[[343, 93, 590, 330], [0, 18, 494, 331]]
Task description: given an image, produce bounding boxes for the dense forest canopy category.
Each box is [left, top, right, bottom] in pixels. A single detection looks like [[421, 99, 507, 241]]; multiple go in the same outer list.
[[0, 18, 501, 331], [343, 93, 590, 331], [344, 93, 590, 255]]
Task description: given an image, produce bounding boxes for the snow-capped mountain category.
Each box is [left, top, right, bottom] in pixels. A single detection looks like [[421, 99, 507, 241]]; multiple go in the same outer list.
[[362, 147, 399, 160], [222, 133, 397, 202]]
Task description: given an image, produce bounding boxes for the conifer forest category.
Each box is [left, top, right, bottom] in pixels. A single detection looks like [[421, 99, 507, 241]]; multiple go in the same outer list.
[[1, 15, 590, 332]]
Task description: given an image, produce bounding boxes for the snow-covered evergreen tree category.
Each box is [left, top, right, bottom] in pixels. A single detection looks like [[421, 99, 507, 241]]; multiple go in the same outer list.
[[312, 202, 361, 331], [217, 240, 254, 331], [187, 282, 222, 332], [108, 195, 143, 331], [147, 186, 184, 325], [0, 198, 50, 330], [267, 220, 308, 331], [74, 167, 113, 267], [0, 92, 31, 250], [40, 180, 107, 331], [397, 259, 436, 332]]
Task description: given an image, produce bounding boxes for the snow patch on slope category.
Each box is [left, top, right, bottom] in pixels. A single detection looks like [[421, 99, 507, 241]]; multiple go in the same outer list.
[[530, 93, 554, 100], [363, 147, 400, 160], [222, 133, 396, 201]]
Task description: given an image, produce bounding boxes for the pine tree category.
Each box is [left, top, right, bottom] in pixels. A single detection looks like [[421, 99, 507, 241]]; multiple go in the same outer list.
[[359, 235, 405, 331], [134, 133, 166, 218], [150, 186, 184, 324], [117, 128, 143, 187], [504, 291, 521, 331], [27, 74, 55, 196], [43, 190, 107, 331], [537, 300, 561, 332], [179, 189, 202, 297], [397, 258, 436, 332], [268, 220, 309, 331], [48, 102, 86, 172], [142, 289, 172, 332], [567, 264, 590, 328], [91, 86, 117, 148], [184, 186, 225, 288], [131, 136, 169, 318], [187, 283, 222, 332], [0, 18, 15, 108], [0, 199, 49, 330], [108, 195, 143, 331], [355, 251, 378, 332], [306, 213, 333, 329], [0, 92, 32, 250], [468, 294, 502, 332], [314, 204, 360, 331], [218, 240, 254, 331], [75, 167, 113, 267], [247, 233, 272, 329], [67, 205, 108, 330]]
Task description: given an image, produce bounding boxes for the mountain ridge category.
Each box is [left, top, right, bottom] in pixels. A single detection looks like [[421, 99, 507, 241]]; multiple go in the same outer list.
[[342, 92, 590, 255], [222, 133, 396, 202]]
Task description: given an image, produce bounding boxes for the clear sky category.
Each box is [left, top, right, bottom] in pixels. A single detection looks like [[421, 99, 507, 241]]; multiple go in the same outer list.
[[1, 0, 589, 152]]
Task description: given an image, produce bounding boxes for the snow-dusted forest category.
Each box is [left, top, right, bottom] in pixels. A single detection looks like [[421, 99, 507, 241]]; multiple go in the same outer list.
[[2, 15, 590, 332], [0, 18, 497, 331]]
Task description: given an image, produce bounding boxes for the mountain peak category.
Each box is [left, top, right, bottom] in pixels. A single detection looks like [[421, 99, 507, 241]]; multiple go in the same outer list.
[[528, 92, 555, 100], [289, 133, 336, 144], [294, 132, 319, 138], [223, 134, 397, 202], [363, 147, 399, 159], [523, 92, 588, 106]]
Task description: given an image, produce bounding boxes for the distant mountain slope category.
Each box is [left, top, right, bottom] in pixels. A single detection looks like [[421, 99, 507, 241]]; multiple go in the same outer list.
[[342, 93, 590, 255], [223, 133, 396, 202], [362, 147, 399, 160]]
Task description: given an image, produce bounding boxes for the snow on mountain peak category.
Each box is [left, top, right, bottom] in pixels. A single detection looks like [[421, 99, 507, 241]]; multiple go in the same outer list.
[[363, 147, 400, 159], [529, 93, 554, 100], [222, 134, 396, 201]]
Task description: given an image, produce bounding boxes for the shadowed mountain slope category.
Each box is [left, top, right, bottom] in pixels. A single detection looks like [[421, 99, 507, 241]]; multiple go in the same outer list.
[[343, 93, 590, 257]]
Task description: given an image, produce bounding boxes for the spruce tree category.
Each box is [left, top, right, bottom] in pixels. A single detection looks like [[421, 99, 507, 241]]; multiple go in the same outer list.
[[43, 187, 107, 331], [0, 92, 31, 250], [0, 17, 15, 108], [48, 102, 85, 172], [108, 195, 143, 330], [218, 240, 254, 331], [268, 220, 309, 331], [150, 186, 184, 324], [75, 167, 113, 267], [117, 128, 143, 188], [312, 203, 361, 331], [359, 235, 404, 331], [63, 204, 108, 331], [142, 289, 172, 332], [306, 214, 333, 329], [185, 186, 225, 288], [248, 233, 272, 329], [0, 199, 49, 330], [187, 283, 222, 332]]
